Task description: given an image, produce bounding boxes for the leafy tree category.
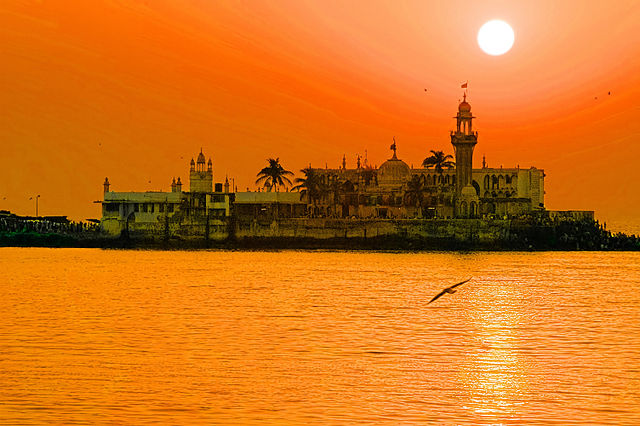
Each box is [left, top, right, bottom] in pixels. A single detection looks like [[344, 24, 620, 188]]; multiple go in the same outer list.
[[256, 158, 293, 192], [422, 150, 455, 174], [404, 174, 425, 210], [292, 167, 322, 205]]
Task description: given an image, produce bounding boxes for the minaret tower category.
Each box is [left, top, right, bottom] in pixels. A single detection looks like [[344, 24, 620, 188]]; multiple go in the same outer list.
[[451, 93, 479, 218]]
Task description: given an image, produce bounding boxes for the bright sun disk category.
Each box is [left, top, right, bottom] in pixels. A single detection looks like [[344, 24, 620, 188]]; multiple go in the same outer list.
[[477, 20, 514, 56]]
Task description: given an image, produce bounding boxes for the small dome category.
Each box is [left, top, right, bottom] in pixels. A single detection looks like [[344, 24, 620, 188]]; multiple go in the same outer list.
[[458, 93, 471, 113], [379, 157, 411, 186], [458, 101, 471, 112], [197, 151, 206, 164]]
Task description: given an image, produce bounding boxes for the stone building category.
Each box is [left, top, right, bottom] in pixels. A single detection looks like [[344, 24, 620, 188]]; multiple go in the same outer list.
[[306, 96, 545, 219], [100, 150, 232, 238]]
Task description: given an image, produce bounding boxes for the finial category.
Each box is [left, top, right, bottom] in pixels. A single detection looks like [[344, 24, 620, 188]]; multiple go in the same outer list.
[[390, 137, 397, 159], [463, 92, 467, 102]]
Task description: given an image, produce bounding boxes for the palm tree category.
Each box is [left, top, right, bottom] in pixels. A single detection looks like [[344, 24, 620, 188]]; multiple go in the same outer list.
[[404, 174, 425, 213], [422, 150, 455, 173], [256, 158, 293, 192], [292, 167, 322, 206]]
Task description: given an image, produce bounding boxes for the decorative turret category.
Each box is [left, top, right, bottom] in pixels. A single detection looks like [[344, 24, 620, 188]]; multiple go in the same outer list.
[[196, 149, 206, 172], [176, 177, 182, 192], [171, 177, 177, 193], [103, 177, 110, 193], [189, 149, 213, 192], [451, 93, 479, 218], [190, 158, 195, 172], [224, 176, 230, 193]]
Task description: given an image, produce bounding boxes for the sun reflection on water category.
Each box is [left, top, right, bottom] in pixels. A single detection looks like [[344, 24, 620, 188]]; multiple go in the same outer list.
[[459, 280, 529, 421]]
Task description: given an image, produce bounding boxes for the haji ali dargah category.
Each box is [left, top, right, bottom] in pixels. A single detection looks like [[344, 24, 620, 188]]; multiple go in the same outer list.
[[99, 95, 594, 246]]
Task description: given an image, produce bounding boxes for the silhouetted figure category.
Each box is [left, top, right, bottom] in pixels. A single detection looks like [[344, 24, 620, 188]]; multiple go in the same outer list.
[[428, 278, 472, 304]]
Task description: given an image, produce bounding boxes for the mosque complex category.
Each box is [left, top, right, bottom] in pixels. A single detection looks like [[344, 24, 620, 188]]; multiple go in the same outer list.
[[99, 96, 576, 241]]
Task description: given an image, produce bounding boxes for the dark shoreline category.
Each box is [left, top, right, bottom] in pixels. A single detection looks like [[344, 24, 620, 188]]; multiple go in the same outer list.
[[1, 231, 638, 252]]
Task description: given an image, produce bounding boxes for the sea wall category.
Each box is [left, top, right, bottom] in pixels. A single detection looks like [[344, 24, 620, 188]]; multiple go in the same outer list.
[[235, 218, 511, 245]]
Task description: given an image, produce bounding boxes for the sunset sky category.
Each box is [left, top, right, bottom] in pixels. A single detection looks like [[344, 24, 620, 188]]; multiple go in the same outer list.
[[2, 1, 639, 224]]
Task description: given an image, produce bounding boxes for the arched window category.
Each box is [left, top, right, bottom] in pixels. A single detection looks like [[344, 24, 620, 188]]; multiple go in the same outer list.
[[460, 201, 468, 217], [484, 175, 490, 190], [472, 180, 480, 196]]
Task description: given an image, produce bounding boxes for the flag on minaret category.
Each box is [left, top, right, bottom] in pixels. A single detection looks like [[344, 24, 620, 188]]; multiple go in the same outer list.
[[461, 81, 468, 88]]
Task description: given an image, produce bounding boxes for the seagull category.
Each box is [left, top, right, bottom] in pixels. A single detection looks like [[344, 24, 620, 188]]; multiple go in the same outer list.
[[428, 278, 472, 304]]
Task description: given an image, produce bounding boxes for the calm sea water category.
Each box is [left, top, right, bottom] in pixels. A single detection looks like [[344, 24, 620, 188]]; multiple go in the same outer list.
[[1, 248, 639, 424]]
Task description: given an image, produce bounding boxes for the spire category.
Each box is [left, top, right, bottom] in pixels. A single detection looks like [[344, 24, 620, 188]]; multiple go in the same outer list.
[[342, 154, 346, 169], [390, 137, 398, 159]]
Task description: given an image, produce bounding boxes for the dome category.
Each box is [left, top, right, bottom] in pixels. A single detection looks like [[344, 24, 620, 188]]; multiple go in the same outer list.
[[458, 93, 471, 113], [378, 157, 411, 186], [197, 150, 206, 164]]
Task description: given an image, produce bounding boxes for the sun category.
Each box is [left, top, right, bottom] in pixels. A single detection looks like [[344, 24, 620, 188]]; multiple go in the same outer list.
[[477, 20, 514, 56]]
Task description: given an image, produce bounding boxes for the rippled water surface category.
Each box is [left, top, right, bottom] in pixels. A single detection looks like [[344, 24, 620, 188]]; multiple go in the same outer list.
[[1, 248, 639, 424]]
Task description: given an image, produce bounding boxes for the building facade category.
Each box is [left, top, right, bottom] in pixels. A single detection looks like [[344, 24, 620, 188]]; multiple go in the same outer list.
[[307, 96, 545, 219], [100, 150, 233, 238]]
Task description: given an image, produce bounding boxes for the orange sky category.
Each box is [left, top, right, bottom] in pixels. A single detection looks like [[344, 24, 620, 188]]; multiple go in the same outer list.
[[1, 0, 639, 224]]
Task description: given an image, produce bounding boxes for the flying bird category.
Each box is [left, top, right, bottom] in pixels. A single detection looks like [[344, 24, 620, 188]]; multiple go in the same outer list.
[[428, 278, 472, 304]]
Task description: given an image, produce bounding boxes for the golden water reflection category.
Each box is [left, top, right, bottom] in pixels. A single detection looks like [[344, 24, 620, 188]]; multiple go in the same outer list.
[[1, 249, 639, 424], [460, 280, 528, 421]]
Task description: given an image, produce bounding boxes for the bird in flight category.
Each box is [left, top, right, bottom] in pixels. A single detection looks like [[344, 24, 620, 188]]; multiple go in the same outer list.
[[428, 278, 472, 304]]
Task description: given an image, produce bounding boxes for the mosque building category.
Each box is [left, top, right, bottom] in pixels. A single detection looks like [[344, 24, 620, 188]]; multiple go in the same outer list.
[[308, 95, 545, 219], [99, 96, 546, 238]]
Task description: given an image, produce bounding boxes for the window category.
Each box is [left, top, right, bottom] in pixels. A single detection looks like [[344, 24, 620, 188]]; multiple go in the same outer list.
[[141, 204, 148, 213], [105, 203, 119, 212], [167, 204, 174, 213], [159, 204, 165, 213], [149, 204, 154, 213], [134, 204, 139, 212]]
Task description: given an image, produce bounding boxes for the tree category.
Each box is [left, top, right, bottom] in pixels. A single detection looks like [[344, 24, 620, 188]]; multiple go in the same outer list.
[[292, 167, 322, 206], [404, 174, 425, 211], [422, 150, 455, 174], [256, 158, 293, 192]]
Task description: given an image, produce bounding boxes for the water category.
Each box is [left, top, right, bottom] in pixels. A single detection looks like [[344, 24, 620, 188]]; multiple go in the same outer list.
[[1, 248, 639, 424]]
